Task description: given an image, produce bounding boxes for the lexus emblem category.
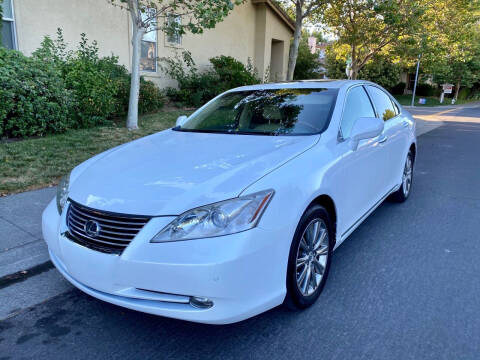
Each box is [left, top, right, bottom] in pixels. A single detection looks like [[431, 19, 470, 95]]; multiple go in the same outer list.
[[84, 220, 101, 238]]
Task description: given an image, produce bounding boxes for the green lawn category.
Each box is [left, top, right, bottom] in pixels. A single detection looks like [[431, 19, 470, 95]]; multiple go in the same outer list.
[[0, 109, 192, 196], [394, 94, 475, 107]]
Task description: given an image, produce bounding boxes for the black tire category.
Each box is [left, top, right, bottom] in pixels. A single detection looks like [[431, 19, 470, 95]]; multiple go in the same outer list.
[[284, 204, 334, 310], [389, 149, 414, 203]]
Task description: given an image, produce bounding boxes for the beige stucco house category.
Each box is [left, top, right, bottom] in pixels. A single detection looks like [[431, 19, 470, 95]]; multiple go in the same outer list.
[[2, 0, 294, 86]]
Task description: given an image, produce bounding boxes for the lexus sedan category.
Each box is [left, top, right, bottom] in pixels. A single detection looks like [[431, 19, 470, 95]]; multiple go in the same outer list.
[[42, 80, 416, 324]]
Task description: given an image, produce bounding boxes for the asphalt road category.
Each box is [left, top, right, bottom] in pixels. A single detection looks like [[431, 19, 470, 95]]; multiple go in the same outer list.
[[1, 105, 480, 359]]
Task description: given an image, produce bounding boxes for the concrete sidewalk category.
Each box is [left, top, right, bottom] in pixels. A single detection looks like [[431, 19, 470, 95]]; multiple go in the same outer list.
[[0, 187, 55, 278]]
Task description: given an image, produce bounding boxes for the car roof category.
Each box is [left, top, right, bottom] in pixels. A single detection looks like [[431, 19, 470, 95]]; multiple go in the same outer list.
[[229, 80, 374, 92]]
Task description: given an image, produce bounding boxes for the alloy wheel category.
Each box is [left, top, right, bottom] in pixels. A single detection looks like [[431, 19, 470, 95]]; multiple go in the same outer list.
[[402, 153, 413, 197], [295, 219, 329, 296]]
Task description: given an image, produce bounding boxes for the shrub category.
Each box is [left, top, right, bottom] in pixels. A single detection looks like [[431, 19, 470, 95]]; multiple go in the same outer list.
[[138, 78, 165, 113], [210, 55, 259, 90], [0, 48, 72, 138], [60, 33, 119, 127], [34, 29, 164, 125], [115, 75, 165, 115], [64, 59, 118, 127], [415, 83, 435, 97], [457, 87, 470, 101], [161, 52, 259, 107], [390, 82, 406, 95], [104, 57, 165, 116]]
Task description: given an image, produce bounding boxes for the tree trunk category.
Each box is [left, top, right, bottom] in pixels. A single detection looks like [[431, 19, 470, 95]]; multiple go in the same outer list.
[[454, 80, 461, 101], [286, 7, 303, 81], [126, 26, 144, 130], [351, 65, 358, 80], [350, 44, 357, 80]]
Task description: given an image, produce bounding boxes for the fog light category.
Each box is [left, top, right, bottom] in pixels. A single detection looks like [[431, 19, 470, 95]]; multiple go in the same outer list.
[[189, 296, 214, 309]]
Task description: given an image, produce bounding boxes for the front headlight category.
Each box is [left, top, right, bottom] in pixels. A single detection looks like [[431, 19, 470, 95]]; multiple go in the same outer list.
[[151, 190, 274, 242], [56, 173, 70, 215]]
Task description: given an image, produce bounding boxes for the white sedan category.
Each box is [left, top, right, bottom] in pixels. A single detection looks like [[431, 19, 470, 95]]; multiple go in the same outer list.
[[42, 80, 416, 324]]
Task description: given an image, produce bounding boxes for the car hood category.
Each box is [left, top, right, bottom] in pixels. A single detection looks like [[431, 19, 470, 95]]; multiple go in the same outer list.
[[69, 129, 318, 215]]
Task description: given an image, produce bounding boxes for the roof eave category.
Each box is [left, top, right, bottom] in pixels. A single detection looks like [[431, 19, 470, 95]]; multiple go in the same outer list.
[[252, 0, 296, 33]]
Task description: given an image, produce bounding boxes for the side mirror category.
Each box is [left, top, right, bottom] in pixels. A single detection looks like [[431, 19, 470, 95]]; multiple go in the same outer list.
[[176, 115, 188, 128], [350, 117, 384, 151]]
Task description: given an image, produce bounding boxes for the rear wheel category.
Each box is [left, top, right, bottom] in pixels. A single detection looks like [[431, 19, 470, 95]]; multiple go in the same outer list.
[[390, 149, 414, 202], [285, 205, 333, 310]]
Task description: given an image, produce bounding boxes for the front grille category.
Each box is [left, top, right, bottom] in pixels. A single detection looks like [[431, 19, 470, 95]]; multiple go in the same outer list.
[[66, 200, 151, 255]]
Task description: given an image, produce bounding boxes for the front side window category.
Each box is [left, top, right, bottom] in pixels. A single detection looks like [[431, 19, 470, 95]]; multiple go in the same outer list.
[[140, 8, 157, 72], [341, 86, 375, 139], [366, 86, 396, 121], [2, 0, 16, 50], [177, 88, 339, 136], [166, 14, 181, 45]]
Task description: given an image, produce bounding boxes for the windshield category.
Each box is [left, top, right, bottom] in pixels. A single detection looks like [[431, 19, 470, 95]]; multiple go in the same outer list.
[[176, 88, 339, 135]]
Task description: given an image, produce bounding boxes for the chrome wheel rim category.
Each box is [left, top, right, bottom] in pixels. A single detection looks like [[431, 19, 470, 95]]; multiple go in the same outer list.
[[402, 153, 413, 197], [296, 219, 329, 296]]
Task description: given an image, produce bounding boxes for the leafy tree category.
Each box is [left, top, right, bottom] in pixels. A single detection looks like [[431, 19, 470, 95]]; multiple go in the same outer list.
[[322, 0, 424, 79], [108, 0, 240, 129], [434, 52, 480, 100], [293, 34, 323, 80], [390, 0, 480, 99], [324, 44, 347, 79], [325, 46, 401, 89], [359, 55, 401, 89], [420, 0, 480, 99], [278, 0, 327, 80]]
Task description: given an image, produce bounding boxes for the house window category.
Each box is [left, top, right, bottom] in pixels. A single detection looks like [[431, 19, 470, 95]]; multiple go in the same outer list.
[[2, 0, 17, 50], [166, 14, 181, 45], [140, 8, 157, 72]]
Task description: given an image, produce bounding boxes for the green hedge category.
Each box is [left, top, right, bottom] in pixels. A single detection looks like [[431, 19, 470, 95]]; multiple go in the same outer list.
[[415, 83, 436, 97], [389, 82, 406, 95], [0, 48, 72, 138], [1, 29, 164, 138]]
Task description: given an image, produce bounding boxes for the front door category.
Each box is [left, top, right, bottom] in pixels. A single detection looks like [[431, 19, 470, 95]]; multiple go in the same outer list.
[[335, 85, 389, 237]]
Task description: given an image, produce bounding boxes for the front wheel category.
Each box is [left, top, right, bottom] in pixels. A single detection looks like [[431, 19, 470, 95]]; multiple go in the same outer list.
[[284, 205, 333, 310], [390, 149, 414, 202]]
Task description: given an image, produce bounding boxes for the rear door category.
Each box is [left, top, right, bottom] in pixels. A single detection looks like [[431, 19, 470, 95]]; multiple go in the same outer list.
[[366, 86, 408, 190]]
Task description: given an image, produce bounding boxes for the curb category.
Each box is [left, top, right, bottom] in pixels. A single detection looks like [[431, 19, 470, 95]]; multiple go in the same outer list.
[[0, 240, 50, 279], [0, 260, 54, 290]]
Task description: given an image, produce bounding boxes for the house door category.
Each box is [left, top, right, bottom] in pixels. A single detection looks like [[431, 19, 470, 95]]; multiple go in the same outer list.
[[270, 39, 284, 81]]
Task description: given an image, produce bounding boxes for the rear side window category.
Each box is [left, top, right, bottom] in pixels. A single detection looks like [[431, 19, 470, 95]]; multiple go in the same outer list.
[[392, 100, 401, 116], [341, 86, 375, 138], [366, 86, 396, 121]]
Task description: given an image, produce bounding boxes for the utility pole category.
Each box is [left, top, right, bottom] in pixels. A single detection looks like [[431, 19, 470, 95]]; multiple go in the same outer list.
[[411, 54, 421, 107]]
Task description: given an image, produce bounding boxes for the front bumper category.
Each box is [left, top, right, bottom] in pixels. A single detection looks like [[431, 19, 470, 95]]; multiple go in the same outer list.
[[42, 199, 289, 324]]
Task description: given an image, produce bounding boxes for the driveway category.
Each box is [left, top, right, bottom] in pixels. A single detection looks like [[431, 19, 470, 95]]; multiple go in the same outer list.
[[1, 103, 480, 359]]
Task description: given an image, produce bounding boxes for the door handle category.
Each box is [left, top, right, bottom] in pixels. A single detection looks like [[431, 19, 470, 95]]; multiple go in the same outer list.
[[378, 135, 388, 143], [403, 121, 409, 127]]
